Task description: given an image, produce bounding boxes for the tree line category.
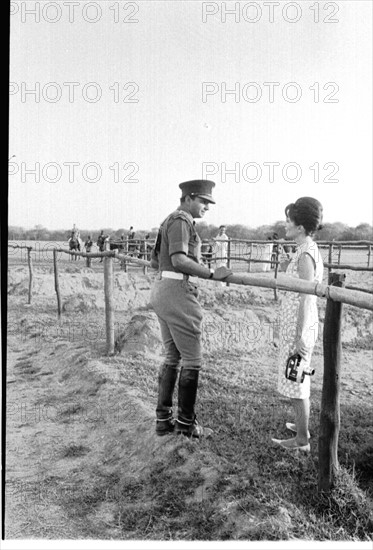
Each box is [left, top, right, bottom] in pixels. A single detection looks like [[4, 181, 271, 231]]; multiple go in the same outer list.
[[8, 221, 373, 242]]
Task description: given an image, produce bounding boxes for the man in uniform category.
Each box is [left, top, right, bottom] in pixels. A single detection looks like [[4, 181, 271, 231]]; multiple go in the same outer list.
[[150, 180, 232, 438]]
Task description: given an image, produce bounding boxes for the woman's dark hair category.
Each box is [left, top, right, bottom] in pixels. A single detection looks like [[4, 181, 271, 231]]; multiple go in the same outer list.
[[285, 197, 323, 235]]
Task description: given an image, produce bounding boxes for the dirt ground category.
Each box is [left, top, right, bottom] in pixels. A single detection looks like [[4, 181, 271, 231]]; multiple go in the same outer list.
[[5, 263, 373, 540]]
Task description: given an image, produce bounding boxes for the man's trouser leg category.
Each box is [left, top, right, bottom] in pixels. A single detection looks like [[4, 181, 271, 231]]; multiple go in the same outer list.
[[150, 279, 204, 437], [176, 366, 203, 438], [154, 315, 181, 436], [156, 363, 179, 435]]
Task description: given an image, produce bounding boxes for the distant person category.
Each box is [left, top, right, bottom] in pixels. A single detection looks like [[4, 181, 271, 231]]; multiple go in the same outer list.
[[117, 234, 126, 270], [128, 226, 136, 254], [119, 234, 126, 251], [70, 223, 79, 236], [271, 233, 280, 268], [68, 224, 81, 257], [262, 236, 273, 272], [145, 234, 152, 260], [201, 239, 213, 269], [272, 197, 324, 452], [97, 230, 108, 262], [70, 223, 80, 242], [108, 234, 117, 251], [140, 234, 151, 260], [214, 225, 229, 268], [84, 235, 93, 267], [68, 224, 80, 245]]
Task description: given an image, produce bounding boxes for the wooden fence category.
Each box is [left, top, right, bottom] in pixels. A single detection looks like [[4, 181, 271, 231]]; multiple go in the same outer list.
[[7, 242, 373, 494], [224, 239, 373, 299], [9, 244, 34, 304], [9, 238, 373, 276]]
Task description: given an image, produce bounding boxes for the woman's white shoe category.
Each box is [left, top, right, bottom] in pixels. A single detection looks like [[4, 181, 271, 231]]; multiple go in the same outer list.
[[286, 422, 311, 439], [272, 437, 310, 453]]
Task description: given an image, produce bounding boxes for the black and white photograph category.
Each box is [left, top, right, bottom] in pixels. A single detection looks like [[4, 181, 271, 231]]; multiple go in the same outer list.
[[5, 0, 373, 547]]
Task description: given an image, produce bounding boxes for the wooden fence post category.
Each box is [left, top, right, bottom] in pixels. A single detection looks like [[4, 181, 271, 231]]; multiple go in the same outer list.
[[248, 243, 252, 272], [368, 245, 371, 268], [27, 247, 33, 305], [53, 249, 62, 317], [318, 272, 346, 493], [104, 256, 115, 355], [142, 239, 147, 275], [328, 244, 333, 278], [273, 245, 279, 301], [337, 245, 342, 266], [226, 238, 231, 287]]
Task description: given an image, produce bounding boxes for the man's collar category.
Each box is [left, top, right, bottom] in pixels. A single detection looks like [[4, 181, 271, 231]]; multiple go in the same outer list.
[[177, 206, 194, 223]]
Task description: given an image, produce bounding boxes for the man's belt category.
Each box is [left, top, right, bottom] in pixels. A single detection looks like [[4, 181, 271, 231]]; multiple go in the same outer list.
[[160, 271, 198, 283]]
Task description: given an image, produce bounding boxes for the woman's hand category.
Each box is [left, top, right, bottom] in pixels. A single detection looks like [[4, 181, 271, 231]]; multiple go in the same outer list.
[[294, 337, 311, 359]]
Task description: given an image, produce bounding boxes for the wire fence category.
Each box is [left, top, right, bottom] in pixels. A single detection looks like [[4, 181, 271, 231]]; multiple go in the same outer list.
[[8, 238, 373, 269]]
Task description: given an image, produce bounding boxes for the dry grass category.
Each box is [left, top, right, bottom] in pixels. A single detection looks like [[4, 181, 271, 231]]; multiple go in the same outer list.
[[34, 344, 372, 541]]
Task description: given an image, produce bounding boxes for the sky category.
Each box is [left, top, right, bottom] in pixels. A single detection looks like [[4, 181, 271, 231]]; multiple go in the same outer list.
[[9, 0, 372, 232]]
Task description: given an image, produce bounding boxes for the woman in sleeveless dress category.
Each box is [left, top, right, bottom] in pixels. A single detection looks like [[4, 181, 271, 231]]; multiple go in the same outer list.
[[272, 197, 324, 452]]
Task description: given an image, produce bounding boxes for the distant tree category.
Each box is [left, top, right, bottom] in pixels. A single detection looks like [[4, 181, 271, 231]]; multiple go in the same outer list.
[[8, 226, 26, 240], [353, 223, 373, 240], [340, 226, 356, 241], [11, 221, 371, 244], [223, 224, 252, 240], [318, 222, 348, 241], [116, 228, 126, 237], [196, 222, 219, 240], [271, 221, 287, 240], [32, 224, 48, 240]]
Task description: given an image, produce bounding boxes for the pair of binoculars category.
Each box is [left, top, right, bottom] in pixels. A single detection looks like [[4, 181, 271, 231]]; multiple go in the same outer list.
[[285, 353, 315, 383]]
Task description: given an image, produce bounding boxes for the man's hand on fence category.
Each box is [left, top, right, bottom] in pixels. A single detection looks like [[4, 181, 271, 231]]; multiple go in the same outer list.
[[212, 266, 233, 281]]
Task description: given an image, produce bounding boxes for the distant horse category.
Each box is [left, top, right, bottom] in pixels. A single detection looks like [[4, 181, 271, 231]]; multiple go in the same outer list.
[[68, 236, 81, 261]]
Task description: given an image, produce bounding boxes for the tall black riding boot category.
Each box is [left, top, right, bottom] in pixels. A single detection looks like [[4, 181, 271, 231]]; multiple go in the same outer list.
[[175, 367, 204, 438], [156, 364, 179, 436]]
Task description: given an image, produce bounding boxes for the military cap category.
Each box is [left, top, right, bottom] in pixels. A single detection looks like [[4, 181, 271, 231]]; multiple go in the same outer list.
[[179, 179, 216, 204]]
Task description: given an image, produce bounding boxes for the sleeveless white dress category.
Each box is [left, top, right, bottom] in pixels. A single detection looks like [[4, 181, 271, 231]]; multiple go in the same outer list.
[[277, 237, 324, 399]]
